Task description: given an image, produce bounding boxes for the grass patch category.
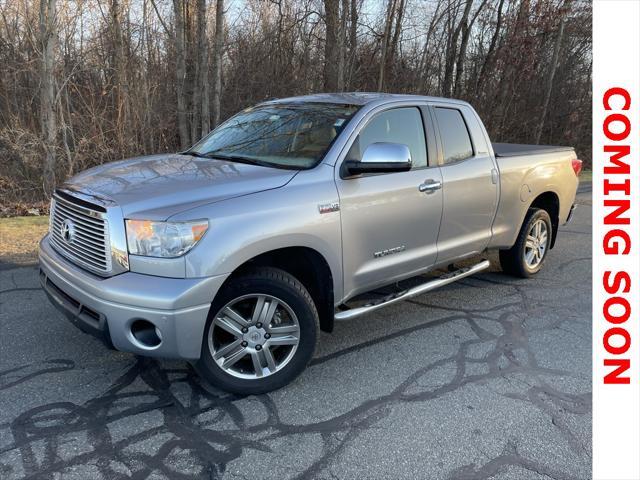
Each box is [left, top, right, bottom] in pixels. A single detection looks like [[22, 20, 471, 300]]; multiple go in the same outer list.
[[580, 169, 592, 182], [0, 216, 49, 266]]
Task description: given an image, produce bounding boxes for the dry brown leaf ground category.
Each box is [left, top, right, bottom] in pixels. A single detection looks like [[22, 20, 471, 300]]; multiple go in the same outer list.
[[0, 216, 49, 267]]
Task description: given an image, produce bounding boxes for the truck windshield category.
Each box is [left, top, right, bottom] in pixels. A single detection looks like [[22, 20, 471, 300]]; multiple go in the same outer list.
[[188, 103, 360, 169]]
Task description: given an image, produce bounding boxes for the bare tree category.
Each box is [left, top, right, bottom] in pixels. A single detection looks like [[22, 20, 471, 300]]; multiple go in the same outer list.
[[211, 0, 224, 127], [39, 0, 57, 193], [453, 0, 489, 97], [0, 0, 593, 206], [535, 12, 567, 143], [110, 0, 129, 152], [191, 0, 209, 142], [387, 0, 405, 82], [377, 0, 396, 91], [323, 0, 342, 91], [346, 0, 359, 89], [475, 0, 505, 95], [199, 0, 210, 136], [442, 0, 473, 97], [173, 0, 189, 148], [337, 0, 348, 91]]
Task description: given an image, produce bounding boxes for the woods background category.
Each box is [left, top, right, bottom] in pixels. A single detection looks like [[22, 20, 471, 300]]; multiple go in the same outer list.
[[0, 0, 592, 209]]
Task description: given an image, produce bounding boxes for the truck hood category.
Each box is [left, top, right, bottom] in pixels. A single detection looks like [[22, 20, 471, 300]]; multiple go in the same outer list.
[[63, 153, 298, 219]]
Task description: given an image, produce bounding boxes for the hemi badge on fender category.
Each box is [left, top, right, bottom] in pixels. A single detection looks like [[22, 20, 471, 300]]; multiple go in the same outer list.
[[318, 202, 340, 214]]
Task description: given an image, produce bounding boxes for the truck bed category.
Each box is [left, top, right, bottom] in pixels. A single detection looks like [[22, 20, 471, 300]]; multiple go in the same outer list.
[[492, 143, 575, 158]]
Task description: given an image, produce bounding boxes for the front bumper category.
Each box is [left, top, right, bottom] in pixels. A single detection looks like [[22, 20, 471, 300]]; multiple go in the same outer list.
[[39, 235, 228, 360]]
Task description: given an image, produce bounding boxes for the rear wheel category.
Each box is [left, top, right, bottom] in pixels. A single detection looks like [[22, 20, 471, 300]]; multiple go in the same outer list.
[[499, 208, 552, 278], [196, 267, 318, 395]]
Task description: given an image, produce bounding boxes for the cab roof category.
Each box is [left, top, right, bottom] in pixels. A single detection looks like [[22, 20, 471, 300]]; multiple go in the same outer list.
[[263, 92, 469, 107]]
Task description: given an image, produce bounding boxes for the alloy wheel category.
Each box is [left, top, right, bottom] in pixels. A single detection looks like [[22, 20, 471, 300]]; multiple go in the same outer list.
[[524, 218, 549, 269], [207, 294, 300, 380]]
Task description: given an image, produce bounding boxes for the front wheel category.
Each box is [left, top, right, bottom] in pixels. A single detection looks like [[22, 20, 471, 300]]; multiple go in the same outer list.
[[196, 267, 319, 395], [499, 208, 552, 278]]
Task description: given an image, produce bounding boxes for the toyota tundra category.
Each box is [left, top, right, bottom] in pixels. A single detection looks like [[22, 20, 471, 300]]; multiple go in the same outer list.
[[39, 93, 581, 394]]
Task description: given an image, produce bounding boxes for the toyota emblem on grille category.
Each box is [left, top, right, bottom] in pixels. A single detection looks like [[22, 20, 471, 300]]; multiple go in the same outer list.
[[60, 218, 76, 243]]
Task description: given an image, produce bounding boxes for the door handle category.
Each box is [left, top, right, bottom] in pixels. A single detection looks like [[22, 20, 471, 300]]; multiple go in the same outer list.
[[419, 180, 442, 194]]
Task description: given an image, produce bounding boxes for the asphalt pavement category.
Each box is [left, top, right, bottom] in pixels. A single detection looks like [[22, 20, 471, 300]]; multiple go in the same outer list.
[[0, 189, 592, 480]]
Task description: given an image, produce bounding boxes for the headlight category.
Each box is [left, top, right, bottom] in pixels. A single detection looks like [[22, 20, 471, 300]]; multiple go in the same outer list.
[[125, 219, 208, 258]]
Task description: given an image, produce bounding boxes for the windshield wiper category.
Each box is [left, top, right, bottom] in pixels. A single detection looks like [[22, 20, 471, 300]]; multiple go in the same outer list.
[[181, 150, 293, 170], [203, 152, 282, 169], [179, 150, 209, 158]]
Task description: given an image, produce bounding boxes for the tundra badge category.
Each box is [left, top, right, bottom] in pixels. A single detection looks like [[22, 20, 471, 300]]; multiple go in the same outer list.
[[374, 245, 406, 258]]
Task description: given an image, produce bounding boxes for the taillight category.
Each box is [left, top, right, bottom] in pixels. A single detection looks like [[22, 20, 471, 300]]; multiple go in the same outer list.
[[572, 158, 583, 176]]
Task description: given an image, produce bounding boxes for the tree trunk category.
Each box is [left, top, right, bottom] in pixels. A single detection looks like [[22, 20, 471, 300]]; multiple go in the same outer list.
[[336, 0, 347, 91], [198, 0, 210, 136], [211, 0, 224, 127], [377, 0, 396, 91], [39, 0, 57, 193], [173, 0, 189, 149], [323, 0, 340, 91], [387, 0, 405, 84], [490, 0, 531, 135], [442, 0, 473, 97], [535, 16, 566, 144], [141, 0, 153, 153], [110, 0, 128, 153], [347, 0, 358, 89], [191, 51, 200, 142], [191, 0, 208, 142], [452, 20, 469, 97], [454, 0, 489, 97], [476, 0, 505, 95], [418, 0, 445, 92]]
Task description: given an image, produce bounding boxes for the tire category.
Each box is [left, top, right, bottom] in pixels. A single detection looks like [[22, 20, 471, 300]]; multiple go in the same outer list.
[[196, 267, 319, 395], [499, 208, 552, 278]]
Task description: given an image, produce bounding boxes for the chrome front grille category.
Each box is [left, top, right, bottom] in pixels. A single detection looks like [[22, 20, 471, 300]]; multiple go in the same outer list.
[[49, 194, 112, 274]]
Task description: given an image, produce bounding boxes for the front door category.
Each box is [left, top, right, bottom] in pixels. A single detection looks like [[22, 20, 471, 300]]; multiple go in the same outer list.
[[336, 106, 443, 300]]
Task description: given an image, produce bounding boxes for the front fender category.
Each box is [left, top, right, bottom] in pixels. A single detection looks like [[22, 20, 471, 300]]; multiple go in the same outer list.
[[169, 166, 344, 300]]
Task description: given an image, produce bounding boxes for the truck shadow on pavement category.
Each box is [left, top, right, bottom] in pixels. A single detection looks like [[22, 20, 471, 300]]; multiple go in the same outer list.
[[1, 271, 591, 480]]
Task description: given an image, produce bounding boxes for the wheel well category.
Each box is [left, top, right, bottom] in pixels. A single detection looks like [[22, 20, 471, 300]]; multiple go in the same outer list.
[[231, 247, 335, 333], [530, 192, 560, 248]]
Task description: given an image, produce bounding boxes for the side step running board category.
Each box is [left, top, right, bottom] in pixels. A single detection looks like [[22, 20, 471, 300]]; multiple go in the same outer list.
[[334, 260, 491, 321]]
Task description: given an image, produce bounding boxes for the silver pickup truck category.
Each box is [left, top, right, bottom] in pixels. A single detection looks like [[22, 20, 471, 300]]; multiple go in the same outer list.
[[39, 93, 581, 394]]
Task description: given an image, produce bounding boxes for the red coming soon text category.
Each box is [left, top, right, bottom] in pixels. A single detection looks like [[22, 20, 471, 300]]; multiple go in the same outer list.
[[602, 87, 632, 384]]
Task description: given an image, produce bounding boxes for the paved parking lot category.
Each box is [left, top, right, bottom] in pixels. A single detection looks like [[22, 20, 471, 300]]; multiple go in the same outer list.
[[0, 189, 591, 480]]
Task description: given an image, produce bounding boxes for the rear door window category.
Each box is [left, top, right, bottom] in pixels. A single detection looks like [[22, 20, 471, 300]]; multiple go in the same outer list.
[[434, 107, 474, 164]]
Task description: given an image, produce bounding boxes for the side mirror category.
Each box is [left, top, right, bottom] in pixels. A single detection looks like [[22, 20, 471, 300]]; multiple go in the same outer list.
[[343, 142, 412, 176]]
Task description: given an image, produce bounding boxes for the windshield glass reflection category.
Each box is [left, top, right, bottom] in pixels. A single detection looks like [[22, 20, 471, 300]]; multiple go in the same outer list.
[[190, 102, 360, 169]]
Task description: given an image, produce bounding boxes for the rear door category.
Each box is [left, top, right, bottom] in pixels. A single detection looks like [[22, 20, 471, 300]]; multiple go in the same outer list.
[[430, 104, 499, 263], [335, 104, 444, 300]]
